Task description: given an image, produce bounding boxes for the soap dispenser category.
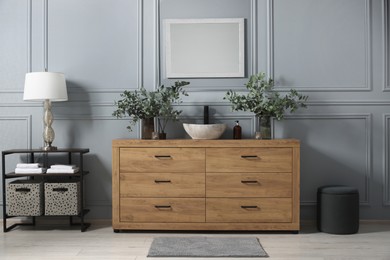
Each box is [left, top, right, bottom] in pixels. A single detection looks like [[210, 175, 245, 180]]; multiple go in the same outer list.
[[233, 120, 242, 139]]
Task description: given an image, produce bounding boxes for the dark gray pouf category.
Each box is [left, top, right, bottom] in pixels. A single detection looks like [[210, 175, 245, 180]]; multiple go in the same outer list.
[[317, 185, 359, 234]]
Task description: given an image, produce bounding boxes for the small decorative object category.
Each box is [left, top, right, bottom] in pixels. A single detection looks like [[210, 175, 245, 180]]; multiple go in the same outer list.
[[233, 120, 242, 139], [113, 81, 189, 139], [151, 131, 167, 140], [151, 131, 160, 140], [23, 72, 68, 150], [224, 72, 308, 139]]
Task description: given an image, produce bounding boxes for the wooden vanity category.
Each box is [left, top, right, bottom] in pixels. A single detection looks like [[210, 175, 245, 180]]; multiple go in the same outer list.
[[112, 139, 300, 232]]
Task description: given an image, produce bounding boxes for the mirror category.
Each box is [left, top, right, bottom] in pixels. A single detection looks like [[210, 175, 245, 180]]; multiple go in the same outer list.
[[164, 18, 245, 78]]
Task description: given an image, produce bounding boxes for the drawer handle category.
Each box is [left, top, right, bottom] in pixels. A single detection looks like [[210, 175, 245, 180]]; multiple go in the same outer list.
[[241, 205, 259, 209], [241, 180, 258, 184], [241, 155, 259, 160], [154, 205, 172, 210], [15, 188, 31, 192], [53, 188, 68, 192], [154, 180, 172, 183], [154, 155, 172, 160]]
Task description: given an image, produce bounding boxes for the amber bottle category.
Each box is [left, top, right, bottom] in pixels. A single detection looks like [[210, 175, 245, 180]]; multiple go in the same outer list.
[[233, 121, 242, 139]]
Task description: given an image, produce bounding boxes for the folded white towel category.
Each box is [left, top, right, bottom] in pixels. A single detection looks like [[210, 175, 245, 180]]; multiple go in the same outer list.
[[15, 168, 46, 174], [46, 167, 79, 174], [50, 164, 77, 169], [16, 163, 42, 168]]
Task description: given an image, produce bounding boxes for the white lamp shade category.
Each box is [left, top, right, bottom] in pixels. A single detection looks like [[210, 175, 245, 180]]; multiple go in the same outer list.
[[23, 72, 68, 101]]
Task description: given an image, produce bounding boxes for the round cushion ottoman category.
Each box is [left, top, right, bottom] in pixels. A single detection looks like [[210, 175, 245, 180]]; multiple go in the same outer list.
[[317, 185, 359, 234]]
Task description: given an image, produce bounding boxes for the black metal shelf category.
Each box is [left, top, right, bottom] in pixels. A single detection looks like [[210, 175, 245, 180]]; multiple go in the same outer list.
[[4, 209, 90, 218], [2, 148, 90, 232], [4, 171, 90, 179], [2, 148, 89, 155]]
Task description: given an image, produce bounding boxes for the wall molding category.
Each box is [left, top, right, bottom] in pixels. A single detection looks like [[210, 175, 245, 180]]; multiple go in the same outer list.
[[156, 0, 257, 91], [0, 115, 32, 149], [277, 114, 372, 206], [28, 0, 32, 72], [137, 0, 144, 89], [304, 100, 390, 106], [154, 0, 161, 90], [0, 0, 31, 94], [56, 115, 128, 121], [56, 114, 141, 139], [11, 98, 390, 107], [4, 0, 374, 94], [266, 0, 273, 79], [171, 100, 390, 107], [0, 102, 43, 107], [268, 0, 372, 92], [45, 0, 143, 93], [383, 0, 390, 91], [179, 100, 390, 107], [383, 114, 390, 205], [111, 0, 145, 92], [42, 99, 390, 110], [0, 115, 32, 206], [251, 0, 258, 75], [43, 0, 48, 71]]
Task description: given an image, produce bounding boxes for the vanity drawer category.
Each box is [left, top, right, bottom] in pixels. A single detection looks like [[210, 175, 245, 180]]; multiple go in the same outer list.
[[120, 172, 205, 197], [120, 148, 205, 173], [206, 198, 292, 223], [206, 148, 292, 173], [120, 198, 205, 223], [206, 172, 292, 198]]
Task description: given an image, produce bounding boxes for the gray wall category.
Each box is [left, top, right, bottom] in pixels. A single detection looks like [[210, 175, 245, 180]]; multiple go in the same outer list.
[[1, 0, 389, 220]]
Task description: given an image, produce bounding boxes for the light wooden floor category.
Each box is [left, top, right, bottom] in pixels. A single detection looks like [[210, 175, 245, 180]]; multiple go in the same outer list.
[[1, 220, 390, 260]]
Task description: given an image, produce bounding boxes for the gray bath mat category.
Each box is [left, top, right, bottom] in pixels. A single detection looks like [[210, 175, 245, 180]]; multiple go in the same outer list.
[[147, 236, 269, 257]]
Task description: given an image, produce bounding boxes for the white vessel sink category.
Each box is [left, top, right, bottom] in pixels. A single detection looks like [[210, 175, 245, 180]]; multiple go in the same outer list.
[[183, 123, 226, 140]]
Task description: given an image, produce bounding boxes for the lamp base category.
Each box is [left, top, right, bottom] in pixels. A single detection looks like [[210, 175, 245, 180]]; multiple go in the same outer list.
[[42, 145, 58, 151]]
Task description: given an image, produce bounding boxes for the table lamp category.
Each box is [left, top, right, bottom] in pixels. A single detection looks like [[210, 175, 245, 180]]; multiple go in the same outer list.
[[23, 72, 68, 151]]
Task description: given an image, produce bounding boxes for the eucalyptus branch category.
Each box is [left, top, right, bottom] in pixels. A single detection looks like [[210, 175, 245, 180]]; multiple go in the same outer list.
[[113, 81, 190, 132], [224, 72, 308, 120]]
